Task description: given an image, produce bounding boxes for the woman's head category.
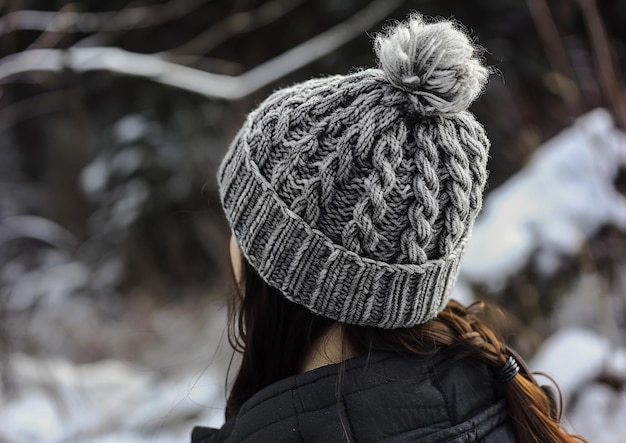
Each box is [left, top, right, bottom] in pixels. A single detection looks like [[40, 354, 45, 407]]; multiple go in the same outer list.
[[218, 14, 585, 443], [218, 14, 490, 329]]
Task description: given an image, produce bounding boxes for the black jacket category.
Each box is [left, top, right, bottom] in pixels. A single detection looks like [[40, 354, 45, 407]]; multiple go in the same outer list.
[[191, 352, 517, 442]]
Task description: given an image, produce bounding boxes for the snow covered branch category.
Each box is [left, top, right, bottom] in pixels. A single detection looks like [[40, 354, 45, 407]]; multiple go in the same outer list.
[[0, 0, 402, 100], [0, 0, 206, 34]]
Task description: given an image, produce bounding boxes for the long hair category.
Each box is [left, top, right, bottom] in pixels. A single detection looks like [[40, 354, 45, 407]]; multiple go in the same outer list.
[[226, 259, 587, 443]]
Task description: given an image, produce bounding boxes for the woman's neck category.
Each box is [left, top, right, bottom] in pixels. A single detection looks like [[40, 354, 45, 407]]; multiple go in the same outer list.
[[300, 324, 355, 373]]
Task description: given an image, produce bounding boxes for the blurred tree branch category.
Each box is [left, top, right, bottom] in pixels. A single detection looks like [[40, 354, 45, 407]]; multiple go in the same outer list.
[[24, 3, 73, 50], [165, 0, 305, 56], [0, 0, 402, 100], [0, 215, 79, 252], [577, 0, 626, 129], [0, 90, 74, 131], [525, 0, 583, 115], [0, 0, 207, 35]]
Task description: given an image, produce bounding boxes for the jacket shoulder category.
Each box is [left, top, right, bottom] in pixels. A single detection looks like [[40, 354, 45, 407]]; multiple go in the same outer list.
[[191, 353, 518, 442]]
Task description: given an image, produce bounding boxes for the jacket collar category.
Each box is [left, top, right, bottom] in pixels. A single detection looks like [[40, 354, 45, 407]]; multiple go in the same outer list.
[[192, 352, 512, 442]]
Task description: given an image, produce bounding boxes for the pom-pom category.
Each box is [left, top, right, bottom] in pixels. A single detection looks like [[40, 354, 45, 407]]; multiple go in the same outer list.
[[374, 14, 489, 115]]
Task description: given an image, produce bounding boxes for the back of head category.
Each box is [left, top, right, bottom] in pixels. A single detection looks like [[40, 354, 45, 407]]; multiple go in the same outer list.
[[218, 14, 587, 443], [218, 13, 490, 329]]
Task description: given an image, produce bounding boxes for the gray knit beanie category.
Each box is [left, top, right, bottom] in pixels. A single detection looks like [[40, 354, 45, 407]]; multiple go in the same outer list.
[[218, 14, 490, 329]]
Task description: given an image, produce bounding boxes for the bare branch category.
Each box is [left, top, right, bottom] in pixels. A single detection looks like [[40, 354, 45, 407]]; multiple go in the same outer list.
[[167, 0, 305, 56], [577, 0, 626, 129], [0, 0, 207, 35], [0, 0, 403, 100], [0, 215, 79, 252], [0, 90, 74, 131], [26, 3, 76, 50], [525, 0, 583, 115]]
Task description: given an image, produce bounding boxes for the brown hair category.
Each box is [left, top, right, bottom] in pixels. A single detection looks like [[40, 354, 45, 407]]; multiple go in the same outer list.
[[226, 259, 587, 443]]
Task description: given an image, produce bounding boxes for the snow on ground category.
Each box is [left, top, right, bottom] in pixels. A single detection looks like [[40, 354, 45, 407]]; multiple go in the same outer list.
[[530, 328, 624, 406], [530, 328, 626, 442], [0, 292, 233, 442], [0, 354, 225, 443], [568, 382, 626, 443]]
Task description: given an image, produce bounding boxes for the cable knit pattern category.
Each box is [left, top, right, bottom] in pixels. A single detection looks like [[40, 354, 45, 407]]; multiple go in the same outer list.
[[217, 14, 491, 328]]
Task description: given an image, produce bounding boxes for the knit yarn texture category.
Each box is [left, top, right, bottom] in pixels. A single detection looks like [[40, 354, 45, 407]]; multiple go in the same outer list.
[[218, 14, 491, 328]]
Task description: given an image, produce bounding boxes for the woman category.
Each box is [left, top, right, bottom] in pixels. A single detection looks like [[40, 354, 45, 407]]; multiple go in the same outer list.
[[192, 14, 586, 443]]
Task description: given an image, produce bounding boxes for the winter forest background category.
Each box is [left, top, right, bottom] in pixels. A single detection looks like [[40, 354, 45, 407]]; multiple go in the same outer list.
[[1, 0, 626, 441]]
